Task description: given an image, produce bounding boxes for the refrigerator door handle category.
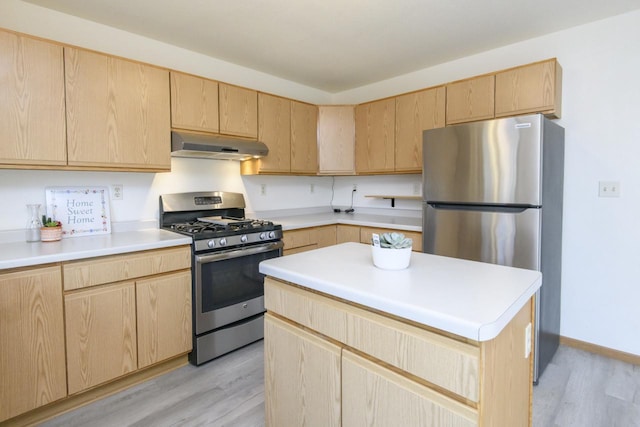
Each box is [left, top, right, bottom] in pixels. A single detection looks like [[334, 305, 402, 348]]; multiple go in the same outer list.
[[428, 203, 535, 213]]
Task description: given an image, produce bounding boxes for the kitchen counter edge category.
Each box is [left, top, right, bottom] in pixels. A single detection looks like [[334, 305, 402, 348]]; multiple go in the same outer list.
[[0, 229, 192, 270]]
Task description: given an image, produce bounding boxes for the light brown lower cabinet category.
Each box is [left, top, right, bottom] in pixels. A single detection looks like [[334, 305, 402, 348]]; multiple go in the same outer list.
[[283, 225, 337, 255], [264, 314, 341, 426], [64, 247, 192, 394], [0, 266, 67, 422], [342, 350, 477, 427], [265, 277, 533, 427], [1, 245, 193, 423], [137, 271, 192, 369], [336, 224, 360, 243], [65, 281, 138, 394]]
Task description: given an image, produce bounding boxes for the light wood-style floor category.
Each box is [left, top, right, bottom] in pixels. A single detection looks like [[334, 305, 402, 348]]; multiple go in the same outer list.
[[41, 341, 640, 427]]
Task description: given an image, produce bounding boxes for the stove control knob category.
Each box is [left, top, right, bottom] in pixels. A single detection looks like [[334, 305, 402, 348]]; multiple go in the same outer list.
[[259, 232, 266, 240], [268, 231, 276, 239], [207, 240, 215, 248], [240, 235, 248, 243], [219, 238, 227, 246]]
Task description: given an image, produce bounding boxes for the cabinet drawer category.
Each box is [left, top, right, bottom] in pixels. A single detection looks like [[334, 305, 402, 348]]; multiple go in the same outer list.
[[343, 350, 478, 427], [264, 277, 347, 343], [283, 228, 317, 250], [63, 246, 191, 291], [345, 304, 480, 402]]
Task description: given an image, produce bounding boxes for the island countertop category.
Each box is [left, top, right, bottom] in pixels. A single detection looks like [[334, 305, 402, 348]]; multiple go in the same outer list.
[[259, 242, 541, 341]]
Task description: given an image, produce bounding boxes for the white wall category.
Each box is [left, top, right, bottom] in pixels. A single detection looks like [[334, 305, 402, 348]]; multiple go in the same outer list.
[[334, 11, 640, 357], [1, 1, 639, 356]]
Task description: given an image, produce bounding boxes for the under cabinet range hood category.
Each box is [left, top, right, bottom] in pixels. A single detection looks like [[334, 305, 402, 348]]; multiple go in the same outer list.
[[171, 131, 269, 161]]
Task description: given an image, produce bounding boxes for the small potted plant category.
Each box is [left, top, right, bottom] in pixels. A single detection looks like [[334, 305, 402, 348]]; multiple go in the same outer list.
[[41, 215, 63, 242], [371, 232, 413, 270]]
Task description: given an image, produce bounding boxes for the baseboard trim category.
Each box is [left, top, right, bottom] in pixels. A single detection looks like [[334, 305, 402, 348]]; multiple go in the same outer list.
[[560, 336, 640, 366], [2, 354, 189, 427]]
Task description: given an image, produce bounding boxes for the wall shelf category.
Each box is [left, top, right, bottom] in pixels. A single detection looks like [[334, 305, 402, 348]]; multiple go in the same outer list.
[[365, 195, 421, 207]]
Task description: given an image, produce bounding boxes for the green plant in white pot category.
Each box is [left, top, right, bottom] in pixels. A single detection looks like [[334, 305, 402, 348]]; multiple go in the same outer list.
[[372, 232, 413, 270]]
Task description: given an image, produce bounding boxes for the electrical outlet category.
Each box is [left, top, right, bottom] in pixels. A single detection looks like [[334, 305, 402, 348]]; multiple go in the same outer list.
[[260, 184, 267, 196], [599, 181, 620, 198], [413, 182, 421, 195], [524, 322, 532, 358], [352, 184, 357, 192], [111, 184, 123, 200], [310, 183, 315, 194]]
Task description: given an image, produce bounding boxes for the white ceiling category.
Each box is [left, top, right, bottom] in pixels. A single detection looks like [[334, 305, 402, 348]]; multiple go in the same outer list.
[[23, 0, 640, 92]]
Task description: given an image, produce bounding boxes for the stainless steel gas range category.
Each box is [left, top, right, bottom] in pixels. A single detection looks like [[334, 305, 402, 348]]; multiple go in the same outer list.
[[159, 191, 283, 365]]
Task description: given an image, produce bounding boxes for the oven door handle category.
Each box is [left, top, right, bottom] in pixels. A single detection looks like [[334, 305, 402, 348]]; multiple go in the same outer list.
[[195, 241, 284, 264]]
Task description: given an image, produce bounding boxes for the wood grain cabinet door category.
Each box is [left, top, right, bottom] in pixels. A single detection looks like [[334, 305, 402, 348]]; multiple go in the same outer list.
[[446, 75, 495, 125], [342, 350, 478, 427], [170, 71, 219, 133], [257, 93, 291, 173], [495, 58, 562, 118], [136, 271, 192, 369], [0, 266, 66, 422], [395, 87, 445, 172], [317, 105, 356, 175], [65, 282, 137, 395], [0, 30, 66, 167], [264, 314, 341, 427], [290, 100, 318, 174], [219, 83, 258, 138], [355, 98, 395, 174], [64, 47, 171, 171]]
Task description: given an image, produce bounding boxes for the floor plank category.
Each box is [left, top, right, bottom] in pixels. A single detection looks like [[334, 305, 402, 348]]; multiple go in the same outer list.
[[41, 342, 640, 427]]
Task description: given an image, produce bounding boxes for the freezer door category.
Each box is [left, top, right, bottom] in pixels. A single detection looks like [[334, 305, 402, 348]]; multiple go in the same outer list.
[[423, 114, 543, 206], [423, 204, 541, 270]]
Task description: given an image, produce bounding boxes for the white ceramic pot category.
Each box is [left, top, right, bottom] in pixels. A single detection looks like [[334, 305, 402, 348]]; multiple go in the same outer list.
[[371, 245, 412, 270]]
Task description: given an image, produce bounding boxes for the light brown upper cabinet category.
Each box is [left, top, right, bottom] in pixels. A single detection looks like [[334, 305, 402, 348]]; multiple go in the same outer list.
[[495, 58, 562, 118], [219, 83, 258, 138], [290, 100, 318, 174], [446, 74, 495, 125], [395, 86, 446, 172], [317, 105, 356, 175], [254, 93, 291, 173], [170, 71, 219, 133], [0, 30, 67, 168], [64, 47, 171, 171], [355, 98, 395, 174], [242, 95, 318, 175]]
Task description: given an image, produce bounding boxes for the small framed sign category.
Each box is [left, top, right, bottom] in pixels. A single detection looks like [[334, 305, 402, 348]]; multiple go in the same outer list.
[[45, 187, 111, 238]]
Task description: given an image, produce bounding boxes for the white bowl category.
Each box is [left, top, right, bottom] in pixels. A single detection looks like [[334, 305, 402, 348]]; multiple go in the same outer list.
[[371, 246, 412, 270]]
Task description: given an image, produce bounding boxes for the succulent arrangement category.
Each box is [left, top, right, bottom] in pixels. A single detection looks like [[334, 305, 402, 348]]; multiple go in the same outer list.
[[379, 232, 412, 249], [41, 215, 62, 228]]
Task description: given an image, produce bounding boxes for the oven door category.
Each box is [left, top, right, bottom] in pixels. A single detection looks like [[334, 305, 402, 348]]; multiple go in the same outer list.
[[194, 240, 283, 335]]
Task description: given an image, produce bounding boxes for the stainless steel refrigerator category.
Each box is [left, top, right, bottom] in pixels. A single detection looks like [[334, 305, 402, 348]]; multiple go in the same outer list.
[[422, 113, 564, 383]]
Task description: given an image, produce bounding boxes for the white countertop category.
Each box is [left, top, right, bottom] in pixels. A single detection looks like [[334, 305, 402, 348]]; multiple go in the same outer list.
[[260, 242, 541, 341], [0, 229, 192, 270], [263, 212, 422, 232]]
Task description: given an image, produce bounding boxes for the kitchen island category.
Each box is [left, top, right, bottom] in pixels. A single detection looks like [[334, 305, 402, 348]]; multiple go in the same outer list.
[[259, 242, 541, 427]]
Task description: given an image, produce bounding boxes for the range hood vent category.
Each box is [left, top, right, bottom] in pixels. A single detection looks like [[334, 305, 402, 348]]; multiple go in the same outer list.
[[171, 131, 268, 161]]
